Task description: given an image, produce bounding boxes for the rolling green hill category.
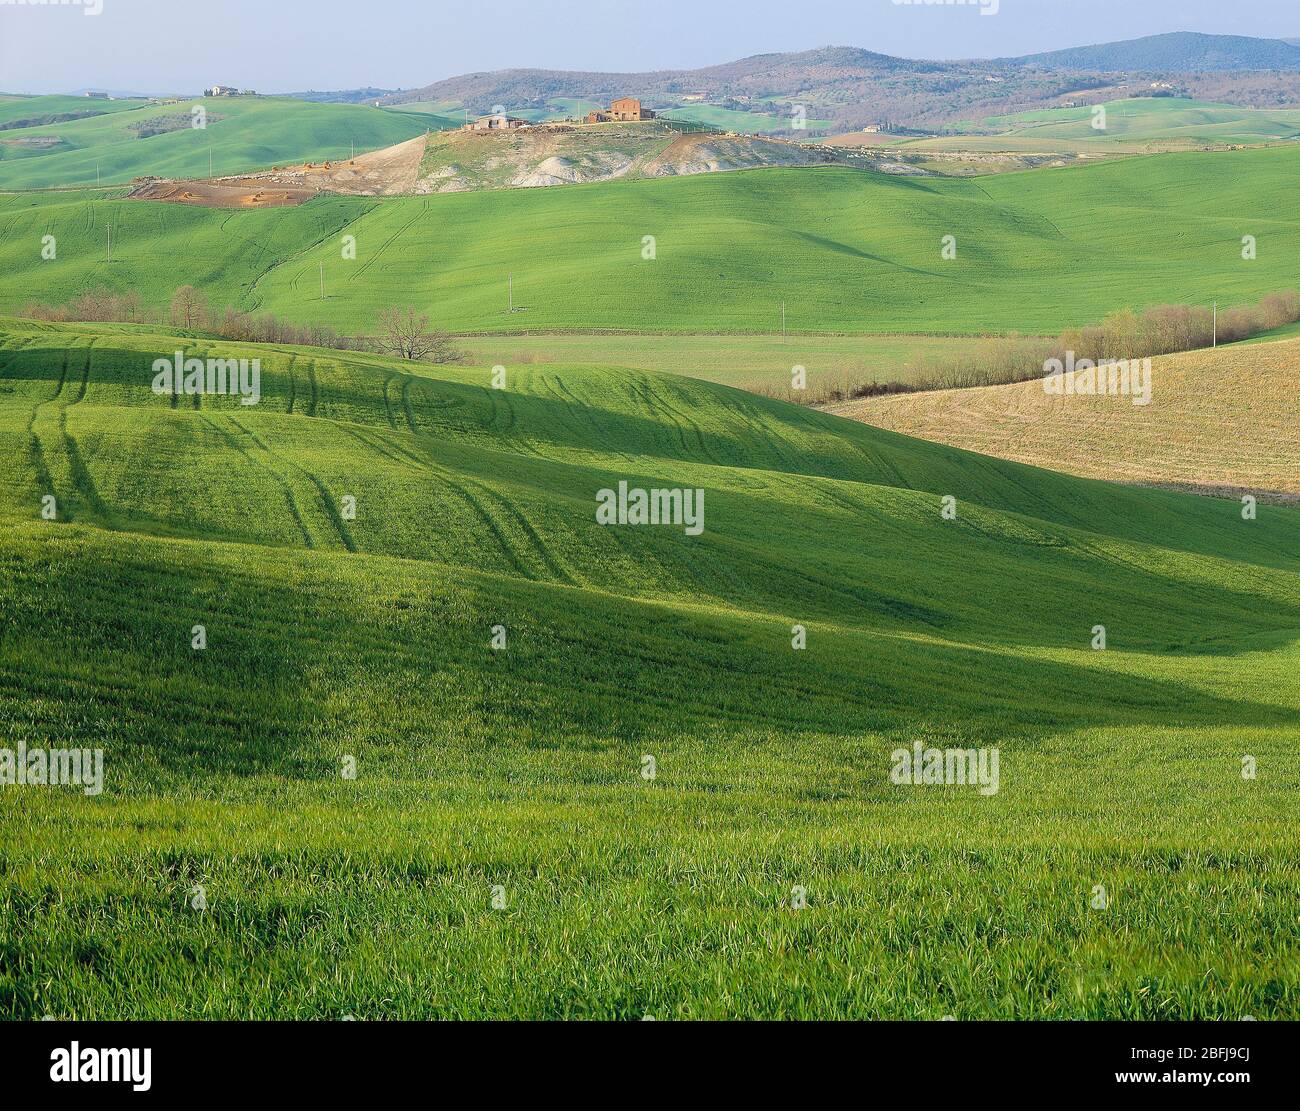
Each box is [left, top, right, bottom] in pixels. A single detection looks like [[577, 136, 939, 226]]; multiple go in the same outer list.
[[1, 316, 1298, 1017], [0, 96, 434, 190], [0, 94, 144, 131], [925, 98, 1300, 152], [2, 143, 1299, 335]]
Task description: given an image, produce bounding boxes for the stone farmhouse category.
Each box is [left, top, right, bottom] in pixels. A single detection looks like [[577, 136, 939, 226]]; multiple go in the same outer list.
[[586, 97, 656, 124]]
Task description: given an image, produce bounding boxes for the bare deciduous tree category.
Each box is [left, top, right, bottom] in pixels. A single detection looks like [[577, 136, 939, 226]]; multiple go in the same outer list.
[[170, 285, 209, 331], [374, 306, 463, 363]]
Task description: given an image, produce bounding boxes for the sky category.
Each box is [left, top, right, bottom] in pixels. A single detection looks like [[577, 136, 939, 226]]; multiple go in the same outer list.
[[0, 0, 1297, 95]]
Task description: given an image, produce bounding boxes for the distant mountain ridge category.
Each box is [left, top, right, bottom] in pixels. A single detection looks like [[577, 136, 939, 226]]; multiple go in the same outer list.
[[1008, 31, 1300, 73], [287, 87, 398, 104], [381, 34, 1300, 129], [386, 47, 937, 108]]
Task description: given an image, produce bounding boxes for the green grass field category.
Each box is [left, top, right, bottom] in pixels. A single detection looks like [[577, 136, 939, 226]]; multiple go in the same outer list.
[[1239, 317, 1300, 344], [2, 143, 1299, 335], [907, 97, 1300, 153], [455, 332, 1036, 391], [0, 95, 433, 190], [0, 94, 145, 130], [1, 316, 1298, 1018]]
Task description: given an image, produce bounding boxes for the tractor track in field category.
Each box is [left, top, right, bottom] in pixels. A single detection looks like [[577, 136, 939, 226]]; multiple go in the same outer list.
[[19, 345, 111, 527], [484, 484, 577, 585], [811, 479, 874, 520], [630, 370, 738, 470], [850, 439, 912, 492], [534, 371, 618, 460], [225, 413, 356, 552], [201, 414, 317, 550], [381, 374, 399, 428], [399, 375, 420, 434], [68, 345, 92, 406], [393, 376, 573, 581], [242, 204, 379, 313], [22, 351, 67, 515], [482, 381, 501, 431], [342, 423, 537, 580], [544, 372, 635, 464], [348, 419, 573, 583], [285, 355, 297, 414], [617, 373, 689, 457], [350, 199, 428, 281], [715, 390, 806, 473], [57, 404, 114, 527], [482, 386, 547, 457], [460, 473, 575, 584], [48, 349, 67, 401], [656, 383, 736, 467], [635, 377, 722, 465], [20, 397, 57, 510]]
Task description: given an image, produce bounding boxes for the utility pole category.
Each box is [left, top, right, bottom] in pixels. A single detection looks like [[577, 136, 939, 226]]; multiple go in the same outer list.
[[105, 224, 112, 263], [96, 161, 100, 187], [508, 272, 513, 313], [781, 300, 786, 344], [319, 261, 324, 299], [1212, 301, 1217, 348], [209, 148, 213, 177], [351, 139, 355, 159]]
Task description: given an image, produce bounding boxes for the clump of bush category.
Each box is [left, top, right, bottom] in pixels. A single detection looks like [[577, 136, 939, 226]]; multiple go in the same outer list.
[[19, 286, 468, 365], [754, 290, 1300, 406]]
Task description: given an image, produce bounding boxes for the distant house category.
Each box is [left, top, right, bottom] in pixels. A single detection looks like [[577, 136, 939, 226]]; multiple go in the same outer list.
[[861, 124, 880, 133], [586, 97, 656, 123], [206, 85, 238, 97], [84, 91, 111, 100], [464, 113, 529, 132]]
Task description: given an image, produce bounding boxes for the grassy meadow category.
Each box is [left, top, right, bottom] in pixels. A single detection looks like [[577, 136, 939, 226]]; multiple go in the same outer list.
[[0, 95, 433, 190], [2, 92, 1299, 1022], [3, 144, 1299, 336], [454, 332, 1039, 391], [0, 94, 145, 129], [0, 317, 1298, 1018], [897, 97, 1300, 153]]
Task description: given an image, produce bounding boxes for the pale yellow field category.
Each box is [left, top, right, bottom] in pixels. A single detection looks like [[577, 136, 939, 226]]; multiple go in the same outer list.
[[828, 338, 1300, 502]]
